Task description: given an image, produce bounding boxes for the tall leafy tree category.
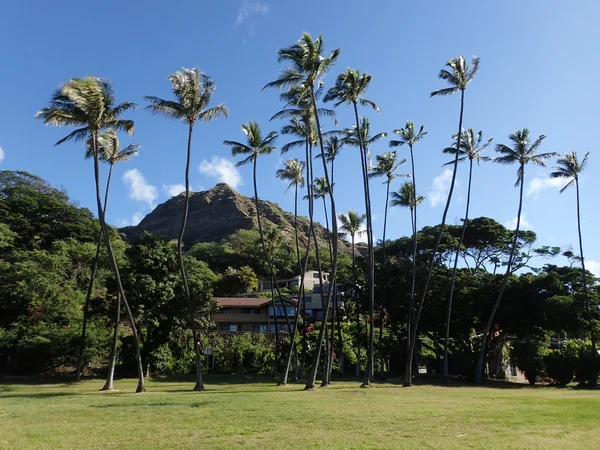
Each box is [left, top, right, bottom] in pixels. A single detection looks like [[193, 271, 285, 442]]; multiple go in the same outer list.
[[404, 56, 480, 387], [145, 68, 228, 391], [550, 151, 596, 385], [276, 159, 308, 385], [440, 129, 492, 383], [265, 33, 341, 390], [83, 130, 139, 388], [390, 122, 427, 381], [475, 129, 553, 384], [325, 69, 382, 386], [36, 76, 146, 393], [338, 210, 367, 378]]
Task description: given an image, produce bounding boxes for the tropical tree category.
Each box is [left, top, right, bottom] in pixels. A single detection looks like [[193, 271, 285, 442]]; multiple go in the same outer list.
[[35, 76, 146, 392], [475, 129, 553, 384], [550, 151, 596, 385], [441, 129, 492, 383], [276, 159, 307, 384], [389, 122, 427, 382], [325, 69, 382, 386], [145, 68, 227, 390], [75, 129, 139, 383], [404, 56, 480, 387], [338, 210, 367, 378], [265, 33, 341, 390], [318, 136, 344, 190]]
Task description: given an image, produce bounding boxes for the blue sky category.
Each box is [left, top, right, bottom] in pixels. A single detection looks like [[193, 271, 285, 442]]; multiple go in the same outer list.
[[1, 0, 599, 273]]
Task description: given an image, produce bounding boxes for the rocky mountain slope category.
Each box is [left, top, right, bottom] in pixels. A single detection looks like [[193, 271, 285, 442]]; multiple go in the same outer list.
[[119, 183, 352, 254]]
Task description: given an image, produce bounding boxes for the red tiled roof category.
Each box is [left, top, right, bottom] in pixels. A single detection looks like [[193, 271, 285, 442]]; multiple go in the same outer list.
[[212, 297, 297, 307]]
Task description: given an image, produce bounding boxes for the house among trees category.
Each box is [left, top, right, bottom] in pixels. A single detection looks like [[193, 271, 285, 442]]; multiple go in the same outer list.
[[211, 297, 297, 332]]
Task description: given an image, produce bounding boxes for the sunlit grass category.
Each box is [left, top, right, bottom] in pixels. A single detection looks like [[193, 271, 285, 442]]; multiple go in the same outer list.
[[1, 376, 599, 449]]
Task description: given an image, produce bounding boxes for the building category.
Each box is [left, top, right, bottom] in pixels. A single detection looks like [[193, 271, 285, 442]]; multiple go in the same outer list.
[[211, 297, 297, 332], [259, 270, 330, 293]]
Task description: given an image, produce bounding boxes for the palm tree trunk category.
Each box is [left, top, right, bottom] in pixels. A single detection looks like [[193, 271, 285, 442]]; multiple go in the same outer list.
[[405, 89, 465, 387], [443, 158, 473, 383], [271, 280, 279, 376], [475, 163, 525, 385], [352, 102, 375, 387], [320, 195, 334, 386], [304, 86, 338, 390], [406, 144, 419, 387], [352, 235, 361, 378], [91, 131, 145, 393], [575, 178, 597, 386], [101, 292, 121, 391], [179, 123, 204, 391], [379, 180, 390, 379], [279, 177, 312, 385], [76, 163, 114, 381]]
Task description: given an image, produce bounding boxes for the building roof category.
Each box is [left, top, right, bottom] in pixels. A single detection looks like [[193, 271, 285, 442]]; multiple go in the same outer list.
[[213, 297, 297, 307]]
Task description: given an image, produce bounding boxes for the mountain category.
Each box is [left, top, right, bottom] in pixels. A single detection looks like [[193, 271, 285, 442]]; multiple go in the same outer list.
[[119, 183, 352, 253]]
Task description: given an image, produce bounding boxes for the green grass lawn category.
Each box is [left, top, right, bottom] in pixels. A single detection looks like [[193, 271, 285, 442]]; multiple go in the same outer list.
[[1, 376, 599, 449]]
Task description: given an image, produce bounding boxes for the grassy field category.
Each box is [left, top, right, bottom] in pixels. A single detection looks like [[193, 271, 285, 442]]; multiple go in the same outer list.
[[1, 376, 599, 449]]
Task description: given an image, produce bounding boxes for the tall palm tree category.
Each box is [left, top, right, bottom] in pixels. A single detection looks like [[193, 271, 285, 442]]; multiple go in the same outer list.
[[36, 76, 146, 392], [338, 210, 367, 378], [76, 129, 139, 383], [391, 182, 425, 224], [441, 129, 492, 383], [145, 68, 227, 391], [276, 159, 307, 385], [265, 33, 341, 390], [403, 56, 480, 387], [324, 69, 381, 386], [551, 151, 596, 385], [369, 150, 407, 377], [390, 122, 427, 385], [224, 121, 284, 316], [475, 129, 553, 384], [318, 136, 344, 191]]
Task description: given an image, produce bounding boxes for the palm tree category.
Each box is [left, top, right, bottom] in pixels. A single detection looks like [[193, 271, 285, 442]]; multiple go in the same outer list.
[[325, 69, 381, 386], [338, 210, 367, 378], [145, 68, 227, 390], [403, 56, 480, 387], [276, 159, 307, 385], [265, 33, 341, 390], [369, 150, 407, 377], [551, 151, 596, 385], [36, 76, 146, 392], [391, 182, 425, 223], [224, 121, 284, 313], [390, 122, 427, 385], [475, 129, 553, 384], [75, 129, 139, 383], [441, 129, 492, 383], [318, 136, 344, 190]]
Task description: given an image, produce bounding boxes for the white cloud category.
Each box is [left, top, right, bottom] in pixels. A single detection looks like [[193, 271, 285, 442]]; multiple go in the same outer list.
[[122, 169, 158, 208], [586, 260, 600, 277], [0, 146, 4, 163], [504, 213, 533, 230], [526, 176, 564, 197], [429, 169, 456, 207], [236, 0, 269, 25], [163, 183, 186, 197], [199, 156, 242, 189], [116, 211, 144, 227]]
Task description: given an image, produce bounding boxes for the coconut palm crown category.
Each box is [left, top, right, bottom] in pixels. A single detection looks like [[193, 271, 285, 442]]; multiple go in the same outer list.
[[225, 122, 279, 166], [276, 158, 305, 192], [430, 56, 480, 97], [443, 129, 492, 166]]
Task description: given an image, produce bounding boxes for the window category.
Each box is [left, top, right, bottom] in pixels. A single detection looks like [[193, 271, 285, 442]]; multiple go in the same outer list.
[[241, 308, 261, 315], [252, 325, 268, 332], [313, 272, 319, 278], [219, 308, 233, 314], [222, 324, 239, 332]]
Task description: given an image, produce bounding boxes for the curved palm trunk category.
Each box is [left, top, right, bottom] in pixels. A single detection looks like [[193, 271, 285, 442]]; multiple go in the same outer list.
[[320, 194, 335, 386], [352, 102, 375, 387], [331, 161, 345, 379], [76, 162, 114, 381], [305, 86, 338, 390], [101, 292, 121, 391], [406, 144, 419, 385], [443, 158, 474, 383], [179, 124, 204, 391], [91, 131, 145, 393], [405, 90, 465, 387], [575, 178, 597, 386], [475, 163, 525, 385], [278, 177, 312, 385]]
